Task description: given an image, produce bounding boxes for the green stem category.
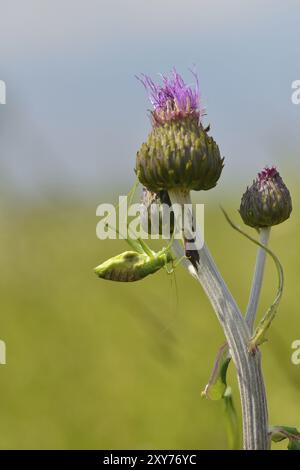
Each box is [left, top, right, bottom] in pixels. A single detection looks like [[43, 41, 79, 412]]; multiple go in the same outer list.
[[169, 189, 269, 450], [245, 227, 271, 333]]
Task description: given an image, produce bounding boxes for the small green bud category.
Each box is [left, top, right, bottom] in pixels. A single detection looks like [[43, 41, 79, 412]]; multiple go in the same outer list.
[[136, 118, 224, 193], [239, 167, 292, 228]]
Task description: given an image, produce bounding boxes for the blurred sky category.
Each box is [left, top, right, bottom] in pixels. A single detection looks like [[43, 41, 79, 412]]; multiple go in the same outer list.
[[0, 0, 299, 199]]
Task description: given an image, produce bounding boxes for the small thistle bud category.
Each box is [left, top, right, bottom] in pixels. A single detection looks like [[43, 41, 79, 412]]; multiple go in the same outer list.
[[136, 69, 224, 193], [239, 167, 292, 228], [140, 187, 174, 236]]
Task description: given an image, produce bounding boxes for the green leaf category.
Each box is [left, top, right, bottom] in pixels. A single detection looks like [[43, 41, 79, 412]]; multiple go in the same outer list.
[[202, 344, 240, 449], [221, 208, 284, 350], [249, 241, 283, 349], [288, 440, 300, 450], [201, 343, 230, 400], [270, 425, 300, 450], [223, 387, 240, 450]]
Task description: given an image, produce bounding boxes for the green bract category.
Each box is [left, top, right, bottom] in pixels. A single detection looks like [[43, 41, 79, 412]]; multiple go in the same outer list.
[[136, 118, 224, 193]]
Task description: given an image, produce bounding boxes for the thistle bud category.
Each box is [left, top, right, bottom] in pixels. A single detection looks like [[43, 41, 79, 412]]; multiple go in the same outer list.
[[239, 167, 292, 228], [140, 187, 174, 236], [136, 69, 224, 193]]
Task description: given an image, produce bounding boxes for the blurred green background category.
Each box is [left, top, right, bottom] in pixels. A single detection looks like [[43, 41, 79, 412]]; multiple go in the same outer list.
[[0, 0, 300, 450]]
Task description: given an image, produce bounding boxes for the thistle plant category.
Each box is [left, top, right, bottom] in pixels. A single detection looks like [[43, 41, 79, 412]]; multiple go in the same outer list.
[[136, 69, 224, 193], [94, 68, 298, 450]]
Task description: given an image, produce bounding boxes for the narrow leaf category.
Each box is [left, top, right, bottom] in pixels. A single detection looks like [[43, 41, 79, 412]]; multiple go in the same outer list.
[[221, 208, 284, 350], [201, 343, 230, 400], [202, 343, 240, 449], [223, 387, 240, 450], [270, 425, 300, 450]]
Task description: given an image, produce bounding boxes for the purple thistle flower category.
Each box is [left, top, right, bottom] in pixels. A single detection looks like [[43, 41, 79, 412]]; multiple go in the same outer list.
[[137, 68, 203, 126], [257, 166, 278, 185]]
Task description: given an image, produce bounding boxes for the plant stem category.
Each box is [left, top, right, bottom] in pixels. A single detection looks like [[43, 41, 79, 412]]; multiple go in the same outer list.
[[168, 189, 269, 450], [245, 227, 271, 333]]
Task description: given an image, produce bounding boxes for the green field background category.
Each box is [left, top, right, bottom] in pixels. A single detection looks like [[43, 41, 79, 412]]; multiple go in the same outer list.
[[0, 182, 299, 450]]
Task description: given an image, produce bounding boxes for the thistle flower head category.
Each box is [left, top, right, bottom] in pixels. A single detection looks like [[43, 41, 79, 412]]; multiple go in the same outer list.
[[136, 67, 224, 193], [137, 68, 202, 126], [240, 166, 292, 228]]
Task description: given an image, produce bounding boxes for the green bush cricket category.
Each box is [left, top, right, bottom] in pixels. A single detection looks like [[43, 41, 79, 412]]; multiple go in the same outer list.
[[94, 181, 184, 282]]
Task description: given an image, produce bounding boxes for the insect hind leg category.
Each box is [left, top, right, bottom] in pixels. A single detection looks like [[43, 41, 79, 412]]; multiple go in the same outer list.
[[164, 262, 174, 275]]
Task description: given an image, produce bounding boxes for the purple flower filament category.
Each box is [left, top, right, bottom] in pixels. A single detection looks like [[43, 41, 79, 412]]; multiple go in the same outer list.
[[137, 68, 202, 126], [258, 166, 278, 184]]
